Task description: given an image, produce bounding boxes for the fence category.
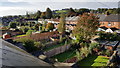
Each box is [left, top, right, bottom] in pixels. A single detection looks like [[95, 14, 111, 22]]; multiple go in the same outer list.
[[44, 44, 72, 57]]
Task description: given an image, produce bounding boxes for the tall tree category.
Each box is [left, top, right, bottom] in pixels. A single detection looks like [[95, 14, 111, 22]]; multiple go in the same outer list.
[[57, 13, 66, 33], [35, 10, 41, 19], [40, 12, 46, 19], [67, 8, 76, 17], [72, 13, 99, 43], [46, 23, 54, 31], [57, 13, 66, 42], [46, 8, 52, 19], [9, 22, 17, 28], [78, 8, 90, 15]]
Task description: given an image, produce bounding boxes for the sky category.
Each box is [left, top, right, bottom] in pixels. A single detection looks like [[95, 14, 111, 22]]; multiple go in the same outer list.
[[0, 0, 119, 17]]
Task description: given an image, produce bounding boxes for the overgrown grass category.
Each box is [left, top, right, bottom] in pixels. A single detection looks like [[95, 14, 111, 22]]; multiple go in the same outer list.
[[51, 50, 76, 62], [77, 55, 109, 66]]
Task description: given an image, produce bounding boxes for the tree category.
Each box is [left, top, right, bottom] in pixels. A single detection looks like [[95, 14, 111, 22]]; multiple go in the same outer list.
[[42, 21, 47, 31], [46, 8, 52, 19], [15, 38, 38, 52], [67, 8, 76, 17], [35, 10, 41, 19], [72, 13, 99, 43], [46, 23, 54, 31], [57, 13, 66, 42], [57, 13, 66, 33], [9, 22, 17, 28], [78, 8, 90, 14], [40, 12, 46, 19], [26, 30, 33, 36], [34, 23, 42, 31]]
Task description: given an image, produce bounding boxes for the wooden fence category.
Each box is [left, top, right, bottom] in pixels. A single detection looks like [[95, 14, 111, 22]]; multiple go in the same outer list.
[[44, 44, 72, 57]]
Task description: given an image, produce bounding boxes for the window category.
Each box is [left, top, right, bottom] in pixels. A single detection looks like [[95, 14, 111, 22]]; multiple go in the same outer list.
[[100, 22, 104, 25], [108, 22, 111, 26]]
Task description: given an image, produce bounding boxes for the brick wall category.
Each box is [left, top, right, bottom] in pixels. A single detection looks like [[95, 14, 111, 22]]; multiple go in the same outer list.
[[100, 22, 120, 29]]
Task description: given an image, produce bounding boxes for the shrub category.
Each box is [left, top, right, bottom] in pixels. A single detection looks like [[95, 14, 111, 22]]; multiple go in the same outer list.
[[46, 23, 54, 31], [99, 32, 120, 41], [34, 42, 44, 49], [80, 47, 90, 57], [26, 30, 33, 36], [9, 22, 17, 28], [89, 42, 100, 53], [105, 50, 112, 57], [15, 38, 38, 52], [20, 26, 30, 33]]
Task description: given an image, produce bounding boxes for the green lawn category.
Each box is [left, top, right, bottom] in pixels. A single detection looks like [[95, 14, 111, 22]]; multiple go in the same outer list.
[[77, 55, 109, 66], [92, 56, 109, 66], [55, 10, 67, 13], [15, 34, 26, 37], [43, 42, 65, 51], [51, 50, 76, 62]]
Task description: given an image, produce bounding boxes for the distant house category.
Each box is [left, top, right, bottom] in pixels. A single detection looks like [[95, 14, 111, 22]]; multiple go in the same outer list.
[[24, 19, 38, 24], [42, 16, 79, 30], [99, 14, 120, 29]]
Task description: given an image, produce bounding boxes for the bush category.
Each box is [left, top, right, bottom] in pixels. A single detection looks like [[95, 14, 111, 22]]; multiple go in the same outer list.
[[9, 22, 17, 28], [26, 30, 33, 36], [80, 47, 90, 57], [89, 42, 100, 53], [34, 42, 44, 49], [20, 26, 30, 33], [46, 23, 54, 31], [99, 32, 120, 41], [15, 38, 38, 52], [105, 50, 112, 57]]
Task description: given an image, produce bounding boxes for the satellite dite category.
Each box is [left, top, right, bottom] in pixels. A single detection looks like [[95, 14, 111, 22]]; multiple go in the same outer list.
[[0, 39, 55, 68]]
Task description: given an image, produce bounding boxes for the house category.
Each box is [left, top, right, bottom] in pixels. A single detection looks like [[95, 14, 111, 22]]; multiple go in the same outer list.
[[99, 14, 120, 29], [41, 16, 79, 30], [24, 18, 38, 24], [105, 28, 119, 33], [98, 26, 108, 31]]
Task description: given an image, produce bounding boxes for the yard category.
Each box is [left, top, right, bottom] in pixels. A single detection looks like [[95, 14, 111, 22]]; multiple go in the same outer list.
[[43, 42, 65, 51], [51, 49, 76, 62], [43, 41, 71, 52], [77, 55, 109, 66]]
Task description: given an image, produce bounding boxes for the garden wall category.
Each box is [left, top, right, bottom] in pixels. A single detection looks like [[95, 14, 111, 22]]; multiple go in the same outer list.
[[44, 44, 72, 57], [28, 31, 59, 41], [8, 31, 59, 41]]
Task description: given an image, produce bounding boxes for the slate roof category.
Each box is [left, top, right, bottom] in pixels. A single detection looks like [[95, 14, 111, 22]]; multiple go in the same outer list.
[[103, 14, 120, 22], [99, 26, 108, 30], [1, 39, 53, 67], [97, 14, 106, 21]]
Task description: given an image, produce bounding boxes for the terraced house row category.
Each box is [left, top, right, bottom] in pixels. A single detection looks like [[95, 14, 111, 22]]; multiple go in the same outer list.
[[38, 14, 120, 32]]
